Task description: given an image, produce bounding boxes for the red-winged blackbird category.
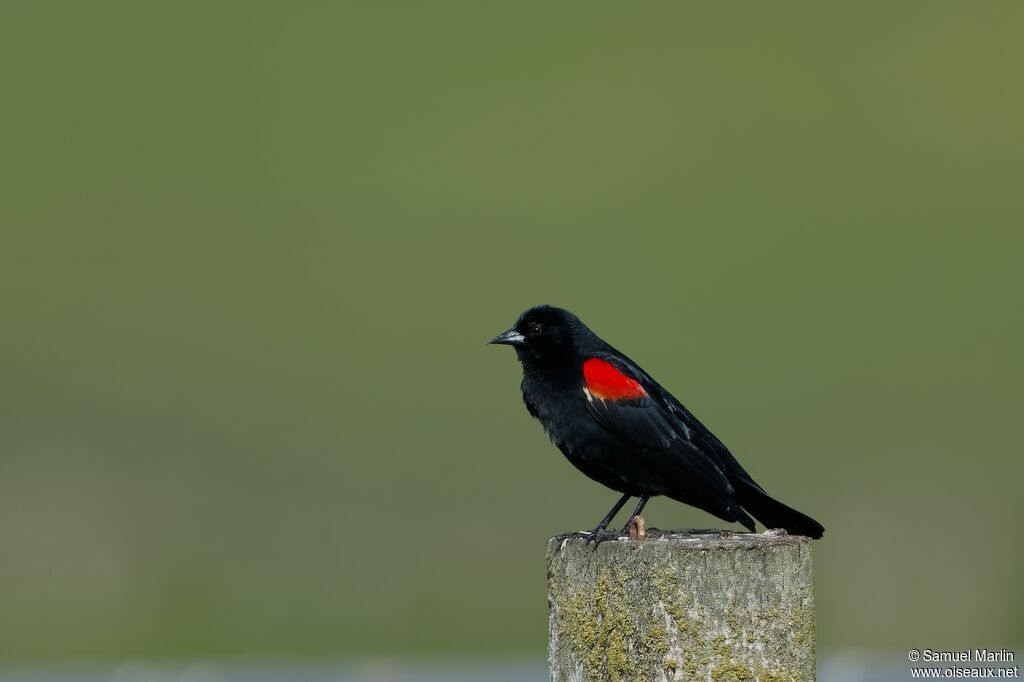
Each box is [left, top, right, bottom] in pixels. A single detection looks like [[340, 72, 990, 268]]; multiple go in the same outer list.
[[489, 305, 824, 539]]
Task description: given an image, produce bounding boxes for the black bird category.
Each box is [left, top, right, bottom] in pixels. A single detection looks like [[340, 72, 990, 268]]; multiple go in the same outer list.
[[488, 305, 824, 539]]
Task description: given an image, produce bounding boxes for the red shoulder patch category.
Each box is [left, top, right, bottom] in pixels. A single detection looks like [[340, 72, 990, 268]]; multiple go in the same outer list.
[[583, 358, 649, 401]]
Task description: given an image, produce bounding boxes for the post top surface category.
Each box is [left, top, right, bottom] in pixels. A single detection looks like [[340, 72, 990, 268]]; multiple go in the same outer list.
[[547, 527, 812, 552]]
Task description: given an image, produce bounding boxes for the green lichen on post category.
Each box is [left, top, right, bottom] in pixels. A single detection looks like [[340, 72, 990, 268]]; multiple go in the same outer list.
[[712, 662, 754, 682], [757, 666, 800, 682], [547, 531, 816, 682], [653, 566, 689, 633], [553, 564, 675, 681]]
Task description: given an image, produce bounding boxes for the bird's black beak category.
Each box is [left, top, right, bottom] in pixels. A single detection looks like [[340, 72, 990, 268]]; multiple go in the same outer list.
[[488, 328, 525, 347]]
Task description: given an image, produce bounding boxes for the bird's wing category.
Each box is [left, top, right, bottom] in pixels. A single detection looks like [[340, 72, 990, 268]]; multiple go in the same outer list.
[[580, 356, 675, 448], [654, 375, 760, 487], [581, 354, 734, 500]]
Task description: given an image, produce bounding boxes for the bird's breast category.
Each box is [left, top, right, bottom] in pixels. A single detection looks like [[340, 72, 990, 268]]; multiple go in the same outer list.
[[524, 389, 607, 462]]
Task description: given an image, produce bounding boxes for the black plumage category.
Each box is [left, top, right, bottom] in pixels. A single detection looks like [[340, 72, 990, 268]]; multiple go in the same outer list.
[[489, 305, 824, 539]]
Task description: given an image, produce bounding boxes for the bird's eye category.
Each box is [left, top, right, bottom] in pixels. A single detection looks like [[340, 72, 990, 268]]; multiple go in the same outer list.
[[528, 322, 543, 336]]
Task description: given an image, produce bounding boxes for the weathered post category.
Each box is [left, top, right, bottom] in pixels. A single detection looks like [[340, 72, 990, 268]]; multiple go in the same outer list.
[[547, 529, 815, 682]]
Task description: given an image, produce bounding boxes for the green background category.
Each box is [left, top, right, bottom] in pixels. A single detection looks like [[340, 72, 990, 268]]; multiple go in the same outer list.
[[2, 2, 1021, 660]]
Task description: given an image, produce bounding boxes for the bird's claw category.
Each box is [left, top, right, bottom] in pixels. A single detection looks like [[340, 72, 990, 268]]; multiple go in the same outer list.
[[583, 527, 621, 548]]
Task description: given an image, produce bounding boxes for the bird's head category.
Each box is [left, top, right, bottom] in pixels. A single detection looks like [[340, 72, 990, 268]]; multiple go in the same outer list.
[[488, 305, 587, 363]]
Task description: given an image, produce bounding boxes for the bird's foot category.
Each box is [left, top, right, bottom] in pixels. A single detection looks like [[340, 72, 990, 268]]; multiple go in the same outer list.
[[582, 525, 621, 548]]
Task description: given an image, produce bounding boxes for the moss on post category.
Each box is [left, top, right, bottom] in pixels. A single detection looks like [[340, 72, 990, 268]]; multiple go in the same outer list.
[[547, 529, 816, 682]]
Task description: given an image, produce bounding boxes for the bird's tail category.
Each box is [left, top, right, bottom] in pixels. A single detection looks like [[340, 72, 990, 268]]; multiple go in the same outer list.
[[734, 478, 824, 539]]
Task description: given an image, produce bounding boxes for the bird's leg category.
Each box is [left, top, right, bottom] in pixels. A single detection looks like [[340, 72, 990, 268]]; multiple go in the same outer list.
[[621, 496, 650, 533], [590, 493, 631, 535]]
